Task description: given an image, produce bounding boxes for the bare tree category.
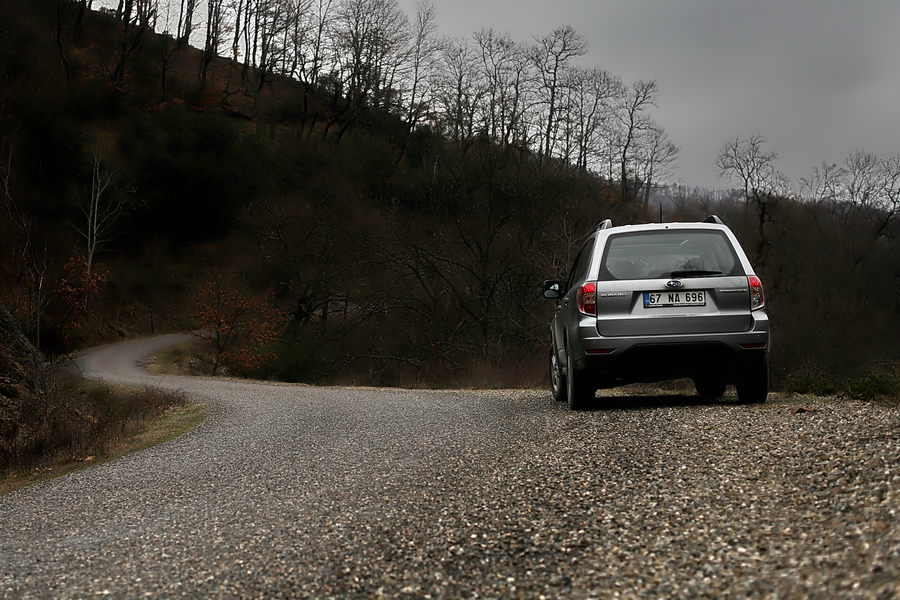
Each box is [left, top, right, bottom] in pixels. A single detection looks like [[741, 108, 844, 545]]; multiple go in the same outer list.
[[134, 0, 159, 27], [229, 0, 246, 62], [226, 0, 295, 117], [339, 0, 410, 104], [875, 155, 900, 236], [825, 150, 900, 238], [201, 0, 228, 86], [150, 1, 184, 93], [300, 0, 336, 83], [71, 151, 125, 279], [472, 29, 516, 143], [432, 37, 483, 145], [717, 135, 791, 264], [401, 1, 440, 130], [529, 25, 586, 163], [1, 155, 49, 350], [717, 135, 790, 203], [613, 79, 659, 204], [111, 0, 147, 87], [254, 0, 292, 91], [282, 0, 337, 137], [276, 0, 316, 79], [799, 161, 844, 209], [178, 0, 198, 46], [320, 0, 411, 140], [842, 150, 882, 211], [66, 151, 125, 313], [633, 124, 679, 209], [562, 66, 622, 172]]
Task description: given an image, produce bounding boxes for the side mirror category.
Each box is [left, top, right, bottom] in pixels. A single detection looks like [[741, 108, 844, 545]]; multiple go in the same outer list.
[[542, 280, 563, 300]]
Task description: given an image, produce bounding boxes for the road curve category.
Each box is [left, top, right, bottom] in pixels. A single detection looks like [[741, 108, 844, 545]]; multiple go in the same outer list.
[[70, 333, 197, 383], [2, 336, 900, 598]]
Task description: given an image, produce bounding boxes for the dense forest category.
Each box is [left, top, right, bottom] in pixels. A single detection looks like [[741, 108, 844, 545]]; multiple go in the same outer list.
[[1, 0, 899, 391]]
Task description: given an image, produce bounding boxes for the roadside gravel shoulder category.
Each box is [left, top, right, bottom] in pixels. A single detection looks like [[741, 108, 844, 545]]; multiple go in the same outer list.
[[364, 391, 900, 599]]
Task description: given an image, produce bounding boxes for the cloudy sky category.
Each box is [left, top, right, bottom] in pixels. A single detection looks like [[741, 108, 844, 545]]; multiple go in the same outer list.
[[396, 0, 900, 189]]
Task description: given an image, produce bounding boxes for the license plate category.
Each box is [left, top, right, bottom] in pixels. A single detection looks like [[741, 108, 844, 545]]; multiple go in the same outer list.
[[643, 291, 706, 308]]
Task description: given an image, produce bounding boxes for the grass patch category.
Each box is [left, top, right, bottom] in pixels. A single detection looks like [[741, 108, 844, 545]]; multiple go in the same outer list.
[[1, 376, 202, 495], [146, 338, 215, 376], [0, 402, 202, 495], [783, 362, 900, 404]]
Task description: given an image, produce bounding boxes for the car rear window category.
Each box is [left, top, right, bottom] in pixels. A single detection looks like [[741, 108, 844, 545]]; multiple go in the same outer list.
[[599, 230, 743, 280]]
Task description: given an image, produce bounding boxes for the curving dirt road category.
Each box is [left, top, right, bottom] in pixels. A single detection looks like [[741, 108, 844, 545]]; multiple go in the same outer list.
[[1, 336, 899, 598]]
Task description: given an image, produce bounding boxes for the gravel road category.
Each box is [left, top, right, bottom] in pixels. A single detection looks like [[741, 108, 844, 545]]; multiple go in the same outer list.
[[2, 336, 899, 598]]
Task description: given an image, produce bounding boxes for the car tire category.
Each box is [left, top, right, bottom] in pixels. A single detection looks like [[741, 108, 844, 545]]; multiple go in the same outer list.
[[694, 376, 726, 400], [550, 347, 566, 402], [736, 357, 769, 404], [566, 345, 594, 410]]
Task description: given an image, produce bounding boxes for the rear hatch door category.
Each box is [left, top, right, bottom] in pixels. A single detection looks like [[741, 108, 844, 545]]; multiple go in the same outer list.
[[594, 228, 752, 337]]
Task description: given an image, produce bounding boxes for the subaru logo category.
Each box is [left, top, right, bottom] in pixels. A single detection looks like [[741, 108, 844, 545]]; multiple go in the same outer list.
[[666, 280, 683, 288]]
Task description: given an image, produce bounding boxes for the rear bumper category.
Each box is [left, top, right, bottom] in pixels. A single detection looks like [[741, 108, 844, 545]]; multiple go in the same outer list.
[[569, 311, 770, 387]]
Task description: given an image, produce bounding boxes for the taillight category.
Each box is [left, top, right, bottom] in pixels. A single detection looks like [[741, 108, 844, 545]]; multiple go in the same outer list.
[[748, 275, 765, 310], [577, 282, 596, 315]]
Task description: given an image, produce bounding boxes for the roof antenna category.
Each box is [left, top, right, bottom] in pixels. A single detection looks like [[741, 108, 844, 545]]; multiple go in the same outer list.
[[659, 202, 663, 223]]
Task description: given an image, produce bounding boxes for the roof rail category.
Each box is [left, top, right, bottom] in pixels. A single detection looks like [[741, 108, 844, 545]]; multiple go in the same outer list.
[[704, 215, 724, 225], [594, 219, 613, 232]]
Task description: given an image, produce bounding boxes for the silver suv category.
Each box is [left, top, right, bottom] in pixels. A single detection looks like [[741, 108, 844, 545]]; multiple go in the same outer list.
[[543, 216, 770, 409]]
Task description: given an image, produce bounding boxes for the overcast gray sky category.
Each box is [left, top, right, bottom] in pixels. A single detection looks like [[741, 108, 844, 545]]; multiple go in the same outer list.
[[399, 0, 900, 189]]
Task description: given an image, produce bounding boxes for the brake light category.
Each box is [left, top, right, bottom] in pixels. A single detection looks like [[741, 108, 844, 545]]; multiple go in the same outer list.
[[577, 282, 596, 315], [748, 275, 765, 310]]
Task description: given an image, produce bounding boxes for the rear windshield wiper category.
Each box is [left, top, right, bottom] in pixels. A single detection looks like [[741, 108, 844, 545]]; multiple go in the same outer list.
[[670, 270, 724, 278]]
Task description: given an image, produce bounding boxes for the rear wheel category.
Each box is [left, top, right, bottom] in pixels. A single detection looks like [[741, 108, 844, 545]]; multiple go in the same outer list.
[[566, 345, 594, 410], [736, 357, 769, 404], [694, 376, 726, 400], [550, 347, 566, 402]]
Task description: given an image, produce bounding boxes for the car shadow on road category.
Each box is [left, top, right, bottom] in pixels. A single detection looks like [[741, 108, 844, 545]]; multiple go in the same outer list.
[[584, 393, 748, 411]]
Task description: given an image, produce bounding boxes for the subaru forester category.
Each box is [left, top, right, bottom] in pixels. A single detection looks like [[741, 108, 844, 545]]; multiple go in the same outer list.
[[543, 216, 770, 409]]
